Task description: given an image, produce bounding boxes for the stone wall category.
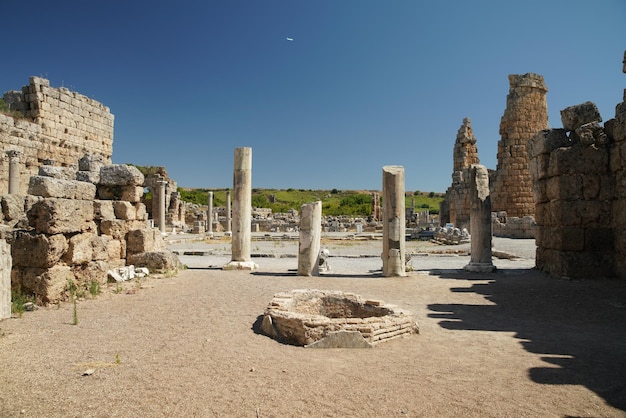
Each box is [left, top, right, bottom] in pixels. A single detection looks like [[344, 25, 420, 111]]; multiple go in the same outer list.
[[528, 56, 625, 279], [3, 161, 179, 304], [1, 77, 114, 195], [440, 118, 480, 231], [490, 73, 549, 219]]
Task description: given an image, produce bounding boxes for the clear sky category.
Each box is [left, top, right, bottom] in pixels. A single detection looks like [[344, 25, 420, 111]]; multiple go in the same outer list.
[[2, 1, 624, 192]]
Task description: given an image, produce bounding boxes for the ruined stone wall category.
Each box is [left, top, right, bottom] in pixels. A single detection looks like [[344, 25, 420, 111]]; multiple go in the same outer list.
[[529, 92, 624, 278], [491, 73, 549, 219], [1, 77, 114, 195], [440, 118, 480, 231]]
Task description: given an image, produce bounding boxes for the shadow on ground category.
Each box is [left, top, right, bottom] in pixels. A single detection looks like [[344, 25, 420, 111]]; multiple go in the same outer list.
[[428, 269, 626, 411]]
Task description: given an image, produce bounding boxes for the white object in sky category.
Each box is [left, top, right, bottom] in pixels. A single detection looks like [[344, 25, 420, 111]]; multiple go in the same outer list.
[[286, 37, 294, 41]]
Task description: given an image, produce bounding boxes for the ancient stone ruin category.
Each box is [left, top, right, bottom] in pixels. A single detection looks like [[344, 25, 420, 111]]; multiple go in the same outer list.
[[260, 289, 418, 347], [2, 159, 180, 305], [1, 77, 114, 195], [529, 80, 626, 279]]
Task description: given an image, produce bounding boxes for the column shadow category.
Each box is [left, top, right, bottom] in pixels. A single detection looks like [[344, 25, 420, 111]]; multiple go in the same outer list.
[[428, 269, 626, 411]]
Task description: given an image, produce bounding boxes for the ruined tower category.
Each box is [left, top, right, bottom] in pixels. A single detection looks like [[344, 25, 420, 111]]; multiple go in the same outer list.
[[440, 118, 480, 230], [490, 73, 548, 218]]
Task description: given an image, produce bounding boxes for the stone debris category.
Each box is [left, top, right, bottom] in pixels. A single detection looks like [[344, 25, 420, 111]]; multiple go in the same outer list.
[[107, 265, 149, 283]]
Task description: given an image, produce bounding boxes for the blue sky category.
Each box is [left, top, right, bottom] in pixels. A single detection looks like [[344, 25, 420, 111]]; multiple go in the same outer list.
[[2, 1, 624, 192]]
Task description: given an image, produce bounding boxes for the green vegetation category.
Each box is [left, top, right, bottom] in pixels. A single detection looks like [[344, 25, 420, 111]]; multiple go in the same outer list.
[[68, 280, 78, 325], [89, 280, 101, 298], [0, 98, 25, 119], [177, 188, 443, 216], [11, 287, 33, 317]]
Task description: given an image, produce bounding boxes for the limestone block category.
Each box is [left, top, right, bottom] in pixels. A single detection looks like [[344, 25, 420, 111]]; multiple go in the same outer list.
[[99, 219, 148, 240], [536, 226, 584, 251], [99, 164, 144, 186], [527, 129, 570, 159], [560, 101, 602, 132], [78, 154, 104, 171], [76, 170, 100, 184], [72, 260, 115, 285], [135, 202, 147, 220], [37, 166, 76, 180], [97, 185, 144, 202], [113, 201, 137, 220], [1, 239, 12, 319], [63, 232, 96, 265], [28, 198, 96, 234], [126, 228, 163, 255], [28, 176, 97, 200], [94, 200, 115, 220], [584, 227, 614, 252], [91, 235, 110, 260], [107, 239, 123, 260], [11, 231, 67, 268], [575, 122, 609, 146], [12, 265, 74, 304], [546, 175, 583, 201], [1, 194, 25, 221], [548, 145, 609, 177], [126, 251, 182, 273]]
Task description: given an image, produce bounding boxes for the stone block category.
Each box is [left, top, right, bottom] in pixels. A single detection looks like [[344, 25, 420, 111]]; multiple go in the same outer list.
[[28, 198, 96, 235], [527, 129, 570, 159], [12, 265, 74, 304], [548, 145, 609, 177], [99, 219, 148, 240], [78, 154, 104, 171], [94, 200, 115, 220], [97, 185, 144, 202], [536, 226, 584, 251], [76, 170, 100, 184], [1, 194, 25, 221], [126, 228, 155, 255], [37, 166, 76, 180], [63, 232, 96, 265], [11, 231, 67, 268], [99, 164, 144, 186], [113, 201, 137, 220], [584, 227, 614, 252], [72, 260, 112, 286], [28, 176, 97, 200], [126, 251, 182, 273], [546, 175, 582, 201], [560, 101, 602, 131]]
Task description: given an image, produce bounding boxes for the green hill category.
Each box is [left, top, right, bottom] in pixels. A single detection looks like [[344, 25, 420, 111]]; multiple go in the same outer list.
[[177, 188, 443, 217]]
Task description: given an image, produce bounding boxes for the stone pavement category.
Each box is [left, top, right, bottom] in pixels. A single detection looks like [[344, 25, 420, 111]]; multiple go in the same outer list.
[[167, 233, 537, 275]]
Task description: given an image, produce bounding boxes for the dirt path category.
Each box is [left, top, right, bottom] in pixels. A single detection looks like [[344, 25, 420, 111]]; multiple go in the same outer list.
[[1, 241, 626, 417]]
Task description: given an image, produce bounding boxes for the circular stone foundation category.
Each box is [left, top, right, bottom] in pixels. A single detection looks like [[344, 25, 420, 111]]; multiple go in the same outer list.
[[260, 289, 419, 347]]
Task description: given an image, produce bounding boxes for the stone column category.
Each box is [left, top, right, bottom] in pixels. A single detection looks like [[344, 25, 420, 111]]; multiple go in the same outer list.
[[225, 190, 232, 234], [225, 147, 257, 270], [382, 165, 406, 277], [157, 179, 168, 234], [298, 201, 322, 276], [207, 191, 214, 237], [0, 239, 11, 319], [464, 164, 496, 273], [6, 150, 21, 195]]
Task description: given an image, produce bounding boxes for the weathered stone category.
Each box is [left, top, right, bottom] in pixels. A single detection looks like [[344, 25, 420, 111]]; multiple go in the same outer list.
[[306, 330, 373, 349], [574, 121, 609, 146], [464, 165, 495, 273], [37, 165, 77, 180], [63, 232, 96, 265], [126, 251, 181, 273], [11, 231, 67, 268], [76, 170, 100, 184], [1, 194, 24, 222], [298, 201, 322, 276], [560, 101, 602, 132], [12, 265, 74, 304], [28, 176, 97, 200], [97, 185, 144, 202], [0, 239, 11, 319], [72, 260, 117, 286], [78, 154, 104, 172], [93, 200, 115, 220], [99, 219, 149, 240], [99, 164, 144, 186], [382, 165, 406, 277], [126, 228, 159, 255], [27, 198, 96, 234], [112, 201, 137, 220]]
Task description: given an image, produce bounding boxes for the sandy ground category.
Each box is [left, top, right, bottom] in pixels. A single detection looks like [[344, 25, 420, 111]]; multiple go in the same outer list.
[[1, 236, 626, 417]]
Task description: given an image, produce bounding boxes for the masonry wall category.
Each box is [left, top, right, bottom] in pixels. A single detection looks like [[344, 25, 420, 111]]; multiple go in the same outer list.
[[1, 77, 114, 195]]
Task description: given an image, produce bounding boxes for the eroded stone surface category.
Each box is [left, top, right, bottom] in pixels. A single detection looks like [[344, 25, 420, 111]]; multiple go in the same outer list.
[[261, 289, 418, 347]]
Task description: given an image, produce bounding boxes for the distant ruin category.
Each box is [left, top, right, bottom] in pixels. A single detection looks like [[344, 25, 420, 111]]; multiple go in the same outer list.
[[1, 77, 114, 195]]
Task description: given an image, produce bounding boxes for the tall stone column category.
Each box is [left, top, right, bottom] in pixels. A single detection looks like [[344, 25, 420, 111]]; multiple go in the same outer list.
[[382, 165, 406, 277], [225, 147, 257, 270], [464, 165, 496, 272], [225, 190, 232, 234], [298, 201, 322, 276], [0, 239, 11, 319], [207, 191, 214, 237], [6, 150, 21, 194], [157, 179, 167, 234]]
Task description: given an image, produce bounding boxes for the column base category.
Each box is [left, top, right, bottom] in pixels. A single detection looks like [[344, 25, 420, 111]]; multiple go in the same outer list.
[[223, 260, 258, 271], [463, 262, 497, 273]]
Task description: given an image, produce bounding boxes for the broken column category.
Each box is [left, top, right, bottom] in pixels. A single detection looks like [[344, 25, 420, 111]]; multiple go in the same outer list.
[[6, 150, 21, 194], [225, 190, 232, 234], [225, 147, 257, 270], [157, 178, 167, 234], [0, 239, 11, 319], [298, 201, 322, 276], [382, 165, 406, 277], [464, 164, 496, 273], [207, 191, 214, 237]]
